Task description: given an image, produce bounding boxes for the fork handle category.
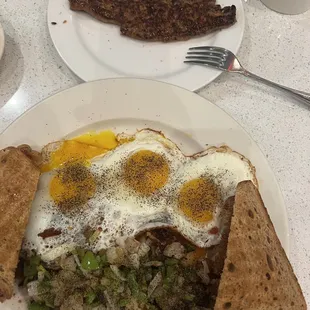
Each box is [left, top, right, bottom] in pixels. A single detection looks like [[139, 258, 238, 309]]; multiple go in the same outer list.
[[242, 70, 310, 107]]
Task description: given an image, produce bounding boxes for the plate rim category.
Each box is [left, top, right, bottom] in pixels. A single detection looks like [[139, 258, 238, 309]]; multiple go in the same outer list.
[[0, 77, 289, 255], [47, 0, 245, 91]]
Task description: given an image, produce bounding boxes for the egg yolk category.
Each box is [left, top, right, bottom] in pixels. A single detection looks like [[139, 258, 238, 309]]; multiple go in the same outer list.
[[72, 130, 118, 149], [50, 162, 96, 212], [178, 178, 222, 223], [123, 150, 170, 196], [41, 130, 118, 172]]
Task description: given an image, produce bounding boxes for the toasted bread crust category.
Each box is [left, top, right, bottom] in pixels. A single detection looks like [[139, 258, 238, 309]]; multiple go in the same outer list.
[[0, 147, 40, 302], [215, 181, 306, 310]]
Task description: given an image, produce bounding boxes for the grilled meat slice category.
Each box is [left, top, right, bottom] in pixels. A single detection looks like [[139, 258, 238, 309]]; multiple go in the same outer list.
[[69, 0, 237, 42], [121, 3, 236, 42], [69, 0, 122, 24]]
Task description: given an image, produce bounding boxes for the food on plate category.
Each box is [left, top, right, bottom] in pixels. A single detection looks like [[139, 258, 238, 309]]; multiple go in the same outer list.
[[2, 128, 305, 308], [23, 129, 256, 262], [20, 181, 306, 309], [69, 0, 237, 42], [0, 146, 41, 302], [22, 228, 226, 309], [214, 181, 307, 310], [41, 130, 118, 172]]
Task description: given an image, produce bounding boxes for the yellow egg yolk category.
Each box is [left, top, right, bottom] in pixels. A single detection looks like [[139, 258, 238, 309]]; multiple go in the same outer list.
[[41, 130, 118, 172], [123, 150, 170, 196], [50, 162, 96, 212], [178, 178, 222, 223], [72, 130, 118, 149]]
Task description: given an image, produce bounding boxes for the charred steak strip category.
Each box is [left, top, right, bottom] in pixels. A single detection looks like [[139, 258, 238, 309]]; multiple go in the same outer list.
[[69, 0, 237, 42]]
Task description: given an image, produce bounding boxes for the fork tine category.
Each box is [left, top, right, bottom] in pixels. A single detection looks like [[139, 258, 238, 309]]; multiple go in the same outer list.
[[184, 60, 206, 65], [189, 46, 227, 53], [184, 60, 224, 69], [188, 47, 228, 57], [187, 50, 225, 58], [185, 56, 223, 65], [186, 52, 224, 61]]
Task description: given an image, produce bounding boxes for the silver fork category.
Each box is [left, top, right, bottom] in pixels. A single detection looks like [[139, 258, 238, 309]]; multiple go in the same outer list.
[[185, 46, 310, 107]]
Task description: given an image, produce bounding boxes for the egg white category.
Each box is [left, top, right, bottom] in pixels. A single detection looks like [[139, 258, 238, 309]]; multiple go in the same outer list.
[[91, 129, 186, 215], [23, 130, 257, 261], [166, 146, 257, 248], [23, 130, 185, 261]]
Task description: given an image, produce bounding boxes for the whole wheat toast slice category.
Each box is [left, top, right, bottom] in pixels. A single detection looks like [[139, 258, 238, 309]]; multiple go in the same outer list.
[[214, 181, 306, 310], [0, 147, 40, 302]]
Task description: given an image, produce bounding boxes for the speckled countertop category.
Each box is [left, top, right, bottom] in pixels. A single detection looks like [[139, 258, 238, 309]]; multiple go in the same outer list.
[[0, 0, 310, 306]]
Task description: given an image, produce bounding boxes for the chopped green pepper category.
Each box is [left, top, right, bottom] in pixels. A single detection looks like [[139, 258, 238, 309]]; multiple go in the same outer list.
[[24, 255, 41, 280], [76, 248, 86, 260], [37, 265, 46, 273], [37, 265, 51, 280], [81, 251, 99, 271], [85, 290, 96, 304], [163, 265, 178, 290], [165, 258, 179, 266], [119, 298, 129, 307], [166, 265, 177, 279], [100, 253, 109, 267], [184, 294, 195, 301], [137, 291, 148, 303], [104, 267, 118, 280], [127, 271, 139, 297]]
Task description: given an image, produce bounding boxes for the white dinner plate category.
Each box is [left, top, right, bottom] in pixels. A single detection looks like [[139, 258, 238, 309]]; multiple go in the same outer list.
[[0, 79, 288, 309], [47, 0, 244, 91], [0, 22, 4, 60]]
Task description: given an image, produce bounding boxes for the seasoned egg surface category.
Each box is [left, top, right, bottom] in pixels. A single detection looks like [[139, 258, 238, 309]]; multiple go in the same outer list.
[[23, 130, 185, 261], [165, 146, 257, 248], [23, 129, 257, 261]]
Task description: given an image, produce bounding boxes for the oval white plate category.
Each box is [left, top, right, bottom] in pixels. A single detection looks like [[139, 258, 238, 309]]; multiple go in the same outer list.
[[48, 0, 244, 91], [0, 79, 288, 309], [0, 22, 4, 60]]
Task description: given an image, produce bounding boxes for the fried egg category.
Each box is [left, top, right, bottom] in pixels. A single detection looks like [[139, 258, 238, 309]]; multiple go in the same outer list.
[[23, 130, 186, 261], [23, 129, 257, 262], [166, 146, 257, 247]]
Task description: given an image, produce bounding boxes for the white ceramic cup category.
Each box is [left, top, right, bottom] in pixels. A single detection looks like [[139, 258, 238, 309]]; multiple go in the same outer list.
[[261, 0, 310, 14]]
